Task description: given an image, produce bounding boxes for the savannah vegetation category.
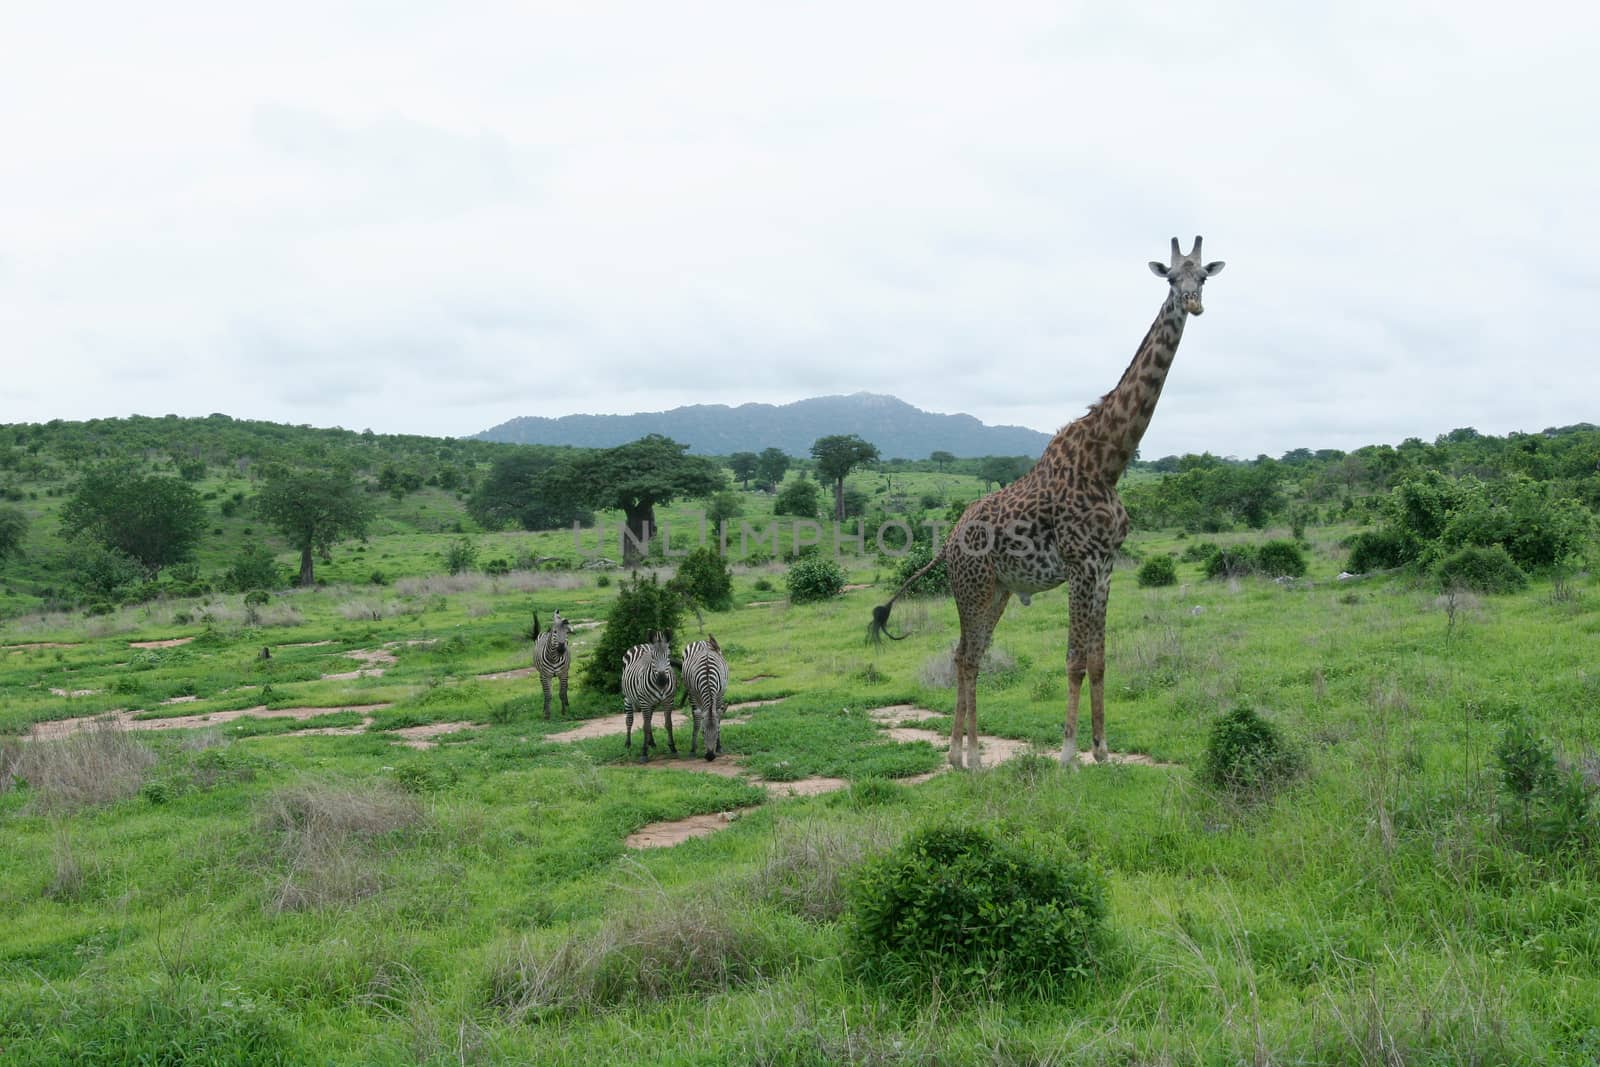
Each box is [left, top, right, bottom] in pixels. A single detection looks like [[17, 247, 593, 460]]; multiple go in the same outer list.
[[2, 414, 1600, 1062]]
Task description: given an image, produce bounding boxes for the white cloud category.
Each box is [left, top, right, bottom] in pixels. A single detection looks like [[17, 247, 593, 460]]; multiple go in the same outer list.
[[2, 1, 1597, 455]]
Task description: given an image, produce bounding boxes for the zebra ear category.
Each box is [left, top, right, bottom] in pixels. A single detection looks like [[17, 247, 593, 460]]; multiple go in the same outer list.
[[706, 634, 720, 652]]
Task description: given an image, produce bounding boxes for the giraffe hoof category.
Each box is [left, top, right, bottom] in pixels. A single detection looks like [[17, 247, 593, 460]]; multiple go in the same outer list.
[[1062, 752, 1081, 770], [1093, 746, 1109, 763]]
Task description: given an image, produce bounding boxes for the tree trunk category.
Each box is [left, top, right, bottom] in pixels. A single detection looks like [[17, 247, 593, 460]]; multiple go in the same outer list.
[[298, 544, 315, 586], [621, 504, 655, 567], [833, 479, 845, 523]]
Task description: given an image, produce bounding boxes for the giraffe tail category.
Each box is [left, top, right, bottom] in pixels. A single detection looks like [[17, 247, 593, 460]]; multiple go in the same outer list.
[[867, 551, 943, 645]]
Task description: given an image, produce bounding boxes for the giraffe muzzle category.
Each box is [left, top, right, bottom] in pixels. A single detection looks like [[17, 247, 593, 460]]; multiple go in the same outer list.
[[1184, 297, 1204, 315]]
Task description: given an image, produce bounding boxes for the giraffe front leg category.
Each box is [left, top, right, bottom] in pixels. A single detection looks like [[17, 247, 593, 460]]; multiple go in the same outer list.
[[1063, 647, 1086, 769], [950, 658, 972, 769], [1090, 648, 1108, 763]]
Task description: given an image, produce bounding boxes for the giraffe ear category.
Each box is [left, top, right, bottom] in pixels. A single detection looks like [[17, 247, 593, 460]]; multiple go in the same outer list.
[[1203, 261, 1225, 276], [1148, 261, 1171, 278]]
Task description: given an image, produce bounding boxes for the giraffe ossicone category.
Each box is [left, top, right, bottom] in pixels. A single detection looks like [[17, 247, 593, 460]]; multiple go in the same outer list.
[[869, 237, 1224, 770]]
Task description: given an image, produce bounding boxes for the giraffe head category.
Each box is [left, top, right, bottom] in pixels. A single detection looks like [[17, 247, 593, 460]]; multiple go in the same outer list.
[[1148, 236, 1224, 316]]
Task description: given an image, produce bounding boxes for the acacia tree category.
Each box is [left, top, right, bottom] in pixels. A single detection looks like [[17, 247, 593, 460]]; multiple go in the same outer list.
[[0, 504, 27, 562], [59, 464, 206, 578], [930, 450, 955, 472], [728, 452, 759, 489], [254, 467, 375, 586], [572, 435, 724, 565], [755, 447, 790, 490], [810, 434, 880, 522], [468, 448, 593, 531]]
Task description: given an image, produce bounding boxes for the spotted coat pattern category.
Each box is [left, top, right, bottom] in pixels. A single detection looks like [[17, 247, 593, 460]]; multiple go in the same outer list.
[[872, 238, 1225, 769]]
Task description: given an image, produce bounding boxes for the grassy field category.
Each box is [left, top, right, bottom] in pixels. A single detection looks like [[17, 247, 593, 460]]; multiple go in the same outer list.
[[4, 473, 1600, 1063]]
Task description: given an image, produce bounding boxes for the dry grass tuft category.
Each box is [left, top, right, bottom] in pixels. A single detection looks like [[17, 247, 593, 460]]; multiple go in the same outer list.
[[748, 819, 897, 922], [489, 884, 791, 1022], [257, 781, 424, 912], [12, 721, 158, 813], [917, 644, 1014, 689]]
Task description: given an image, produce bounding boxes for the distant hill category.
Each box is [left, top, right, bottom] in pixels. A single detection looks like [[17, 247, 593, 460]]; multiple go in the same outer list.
[[473, 393, 1052, 458]]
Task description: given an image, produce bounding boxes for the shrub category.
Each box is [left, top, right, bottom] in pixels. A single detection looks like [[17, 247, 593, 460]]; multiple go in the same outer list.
[[579, 572, 683, 694], [225, 541, 283, 593], [1203, 545, 1257, 580], [1200, 706, 1302, 798], [845, 824, 1106, 996], [786, 556, 847, 604], [243, 589, 271, 607], [1435, 544, 1527, 594], [596, 574, 611, 588], [773, 479, 822, 518], [670, 545, 734, 612], [1495, 722, 1598, 857], [752, 577, 773, 592], [445, 537, 478, 575], [892, 540, 947, 596], [484, 557, 511, 576], [1346, 527, 1419, 573], [1180, 540, 1221, 564], [1255, 539, 1307, 578], [1136, 555, 1178, 588]]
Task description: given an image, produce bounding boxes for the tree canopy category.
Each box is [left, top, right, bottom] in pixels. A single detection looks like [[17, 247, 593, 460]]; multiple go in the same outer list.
[[254, 467, 375, 586], [59, 464, 206, 577], [755, 447, 791, 490], [572, 435, 724, 564], [0, 505, 27, 562], [810, 434, 880, 522], [468, 448, 594, 531], [728, 452, 759, 488]]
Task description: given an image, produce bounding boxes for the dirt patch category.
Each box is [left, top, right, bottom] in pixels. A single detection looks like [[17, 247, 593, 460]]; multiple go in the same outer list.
[[545, 714, 633, 743], [477, 666, 537, 681], [842, 583, 872, 592], [281, 716, 376, 738], [746, 600, 783, 608], [741, 674, 776, 683], [727, 698, 783, 713], [626, 809, 754, 849], [866, 704, 943, 725], [763, 776, 850, 797], [128, 637, 194, 649], [49, 688, 100, 698], [4, 642, 79, 652], [159, 694, 199, 705], [387, 721, 478, 749], [570, 620, 603, 631], [320, 668, 387, 681], [343, 648, 399, 667], [27, 703, 394, 741], [280, 640, 336, 648]]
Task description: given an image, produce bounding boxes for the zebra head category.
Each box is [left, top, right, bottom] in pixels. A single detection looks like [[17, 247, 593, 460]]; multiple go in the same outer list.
[[648, 630, 672, 689], [549, 609, 571, 655]]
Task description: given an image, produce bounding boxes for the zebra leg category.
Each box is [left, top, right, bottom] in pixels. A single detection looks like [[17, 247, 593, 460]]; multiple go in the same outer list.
[[663, 700, 678, 755], [624, 701, 635, 754], [641, 705, 654, 763], [558, 669, 569, 718], [540, 673, 553, 720], [688, 699, 700, 754]]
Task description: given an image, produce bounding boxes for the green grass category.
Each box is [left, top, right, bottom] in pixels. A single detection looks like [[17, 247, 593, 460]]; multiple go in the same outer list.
[[5, 476, 1600, 1061]]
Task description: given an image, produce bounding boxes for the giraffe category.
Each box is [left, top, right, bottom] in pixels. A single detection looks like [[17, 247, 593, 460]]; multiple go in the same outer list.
[[870, 236, 1224, 770]]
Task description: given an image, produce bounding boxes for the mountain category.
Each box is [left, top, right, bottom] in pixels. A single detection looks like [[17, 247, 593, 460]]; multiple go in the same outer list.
[[473, 393, 1052, 458]]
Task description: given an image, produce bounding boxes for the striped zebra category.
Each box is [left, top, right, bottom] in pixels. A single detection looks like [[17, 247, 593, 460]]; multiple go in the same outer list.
[[530, 610, 572, 719], [681, 634, 729, 761], [622, 630, 677, 762]]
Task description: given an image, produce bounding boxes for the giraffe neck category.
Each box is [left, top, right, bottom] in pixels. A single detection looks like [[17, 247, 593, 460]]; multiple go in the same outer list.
[[1051, 290, 1188, 485]]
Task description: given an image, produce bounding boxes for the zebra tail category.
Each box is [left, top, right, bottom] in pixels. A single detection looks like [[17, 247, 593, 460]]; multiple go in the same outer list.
[[531, 612, 540, 640], [866, 552, 942, 646]]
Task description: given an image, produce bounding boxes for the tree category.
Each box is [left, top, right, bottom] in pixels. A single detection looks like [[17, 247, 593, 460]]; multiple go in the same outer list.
[[774, 478, 822, 518], [468, 449, 594, 531], [930, 450, 955, 472], [0, 504, 27, 562], [810, 434, 880, 522], [254, 467, 375, 586], [755, 447, 791, 491], [59, 463, 206, 578], [728, 452, 759, 489], [573, 435, 724, 565], [706, 490, 744, 529]]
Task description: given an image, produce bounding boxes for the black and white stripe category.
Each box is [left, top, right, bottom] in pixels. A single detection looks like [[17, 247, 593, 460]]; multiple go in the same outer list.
[[622, 630, 677, 761], [531, 610, 572, 720], [682, 635, 729, 761]]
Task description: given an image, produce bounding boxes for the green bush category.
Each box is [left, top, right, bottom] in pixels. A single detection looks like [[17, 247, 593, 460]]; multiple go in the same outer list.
[[1495, 722, 1598, 857], [1346, 527, 1419, 573], [773, 479, 822, 518], [752, 577, 773, 592], [669, 545, 734, 612], [223, 540, 283, 593], [1435, 544, 1527, 594], [243, 589, 271, 607], [892, 540, 947, 596], [445, 537, 478, 575], [580, 572, 683, 694], [1180, 540, 1221, 564], [484, 557, 511, 576], [845, 824, 1106, 996], [786, 556, 847, 604], [1200, 706, 1302, 797], [1136, 555, 1178, 588], [1203, 545, 1257, 580], [1255, 539, 1307, 578]]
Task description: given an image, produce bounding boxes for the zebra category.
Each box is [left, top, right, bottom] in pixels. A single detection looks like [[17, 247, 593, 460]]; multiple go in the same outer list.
[[681, 634, 729, 761], [622, 630, 677, 762], [530, 610, 572, 719]]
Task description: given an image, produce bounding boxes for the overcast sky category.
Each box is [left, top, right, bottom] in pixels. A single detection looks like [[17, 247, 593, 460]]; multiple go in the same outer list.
[[3, 2, 1597, 458]]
